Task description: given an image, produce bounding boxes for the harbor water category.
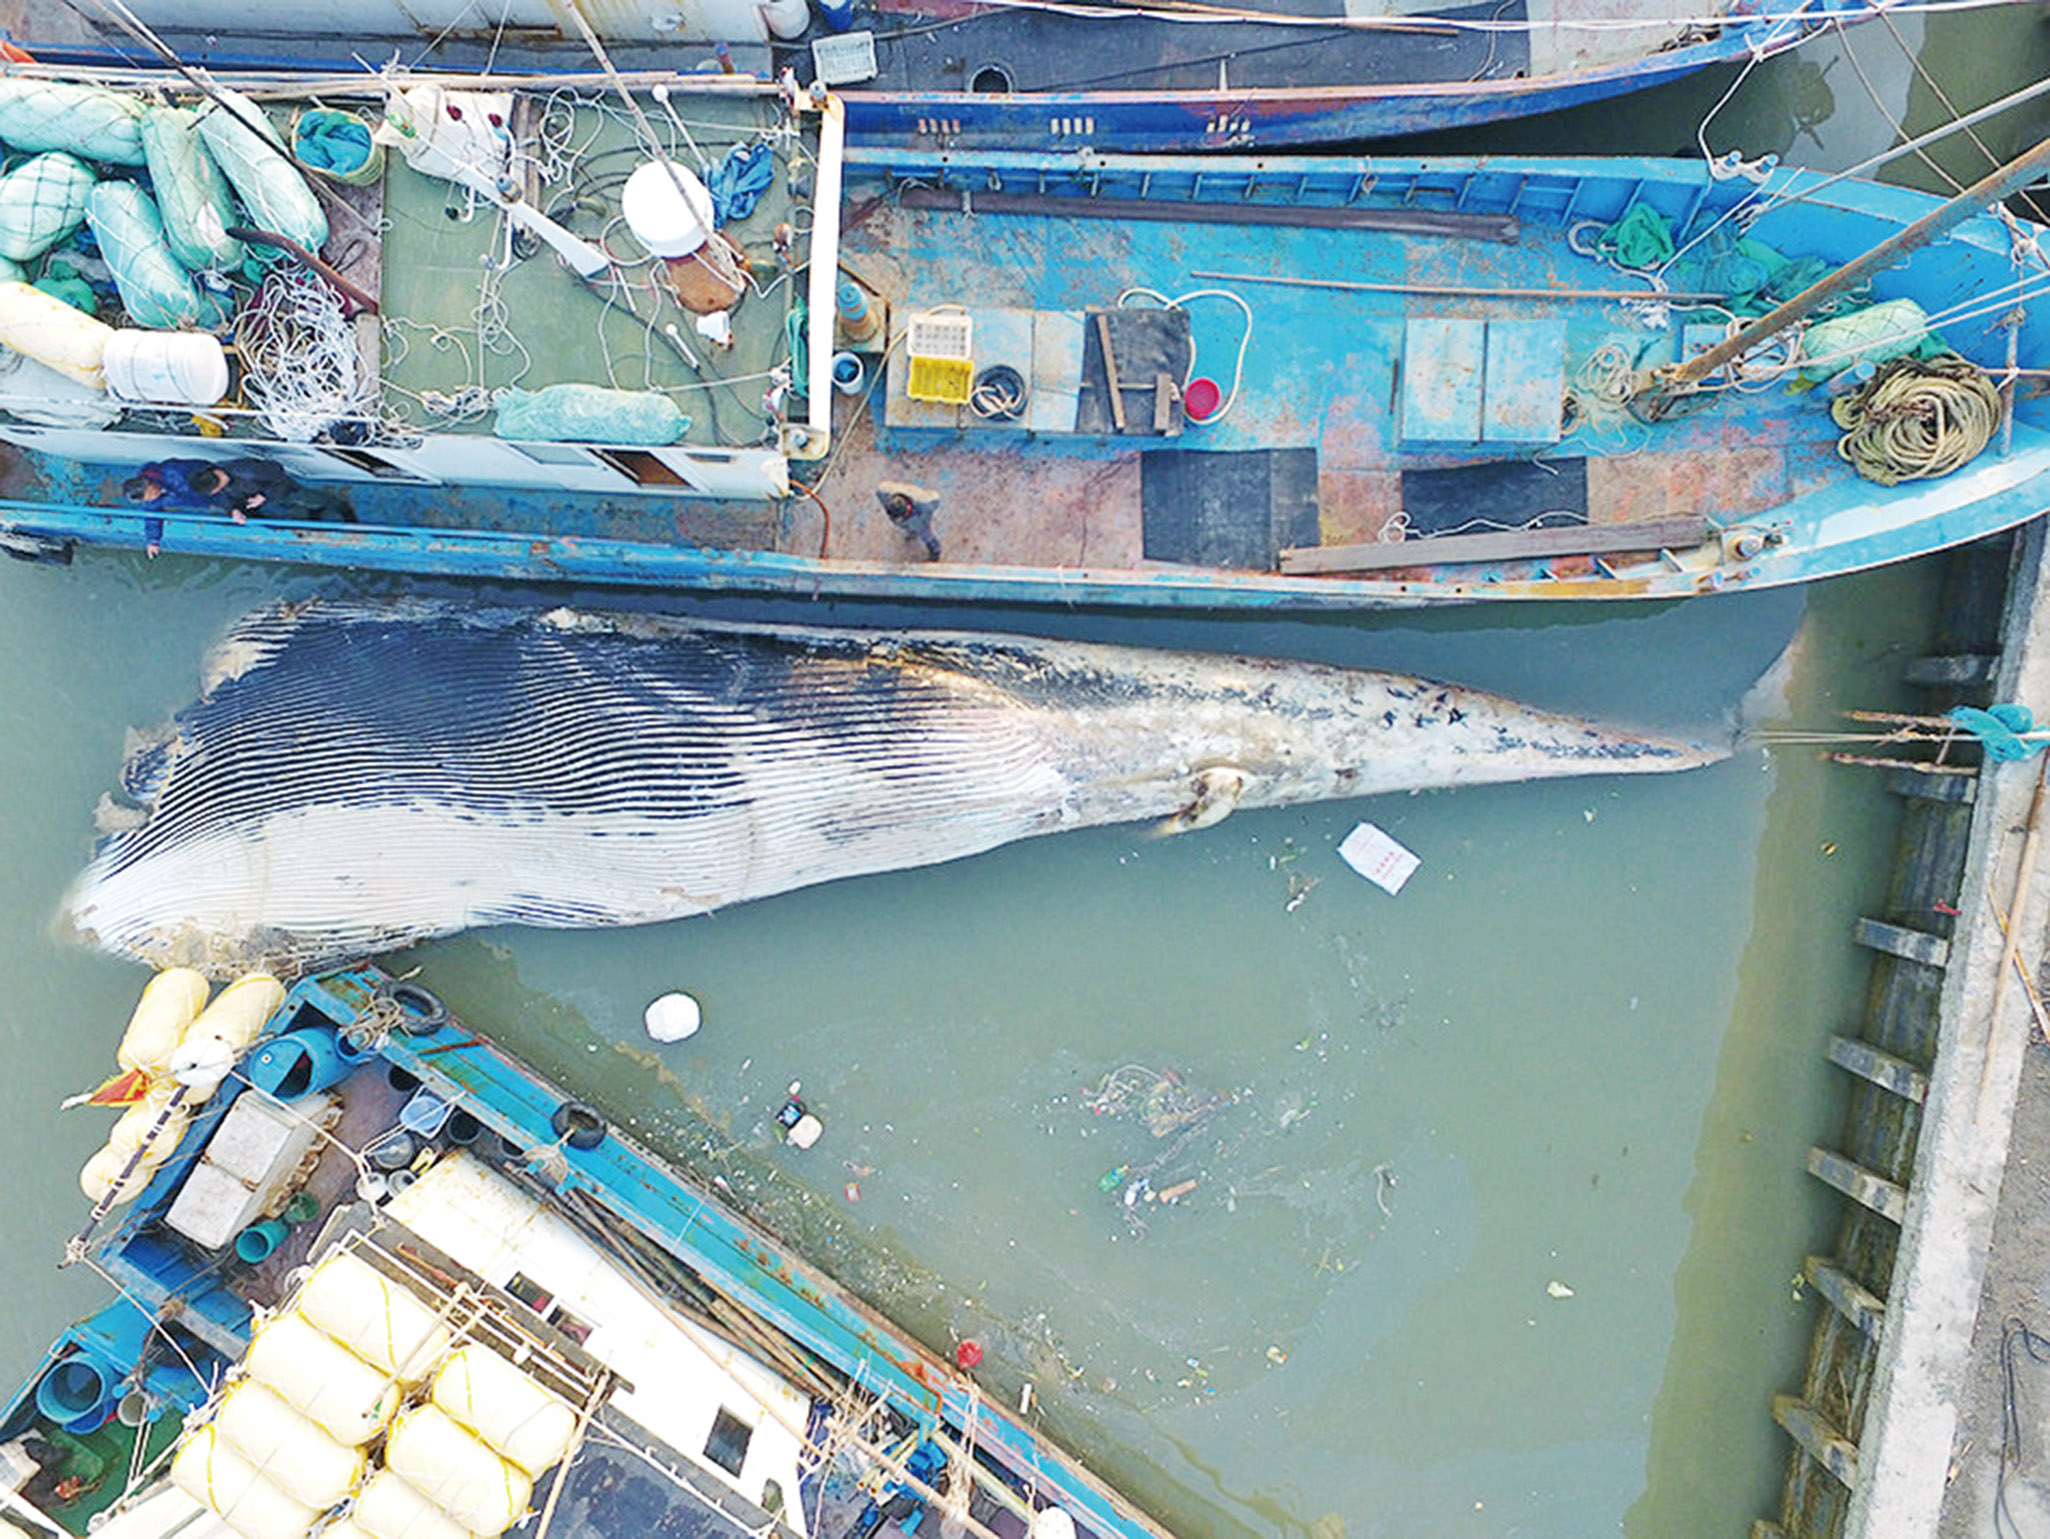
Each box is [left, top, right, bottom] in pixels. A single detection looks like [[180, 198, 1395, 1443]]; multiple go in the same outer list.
[[3, 8, 2049, 1536]]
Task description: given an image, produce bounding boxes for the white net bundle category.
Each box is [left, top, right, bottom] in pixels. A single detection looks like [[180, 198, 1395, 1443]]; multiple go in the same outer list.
[[237, 267, 373, 442]]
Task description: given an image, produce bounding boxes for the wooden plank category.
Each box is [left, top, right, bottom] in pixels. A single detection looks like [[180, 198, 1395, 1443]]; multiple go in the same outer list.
[[1096, 312, 1126, 432], [1804, 1255, 1887, 1341], [1773, 1395, 1860, 1488], [1153, 373, 1176, 436], [1852, 917, 1950, 968], [1280, 515, 1710, 576], [1827, 1034, 1930, 1104], [1806, 1147, 1909, 1223]]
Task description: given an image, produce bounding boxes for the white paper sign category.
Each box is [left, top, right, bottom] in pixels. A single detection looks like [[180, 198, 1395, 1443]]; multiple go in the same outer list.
[[1337, 822, 1420, 895]]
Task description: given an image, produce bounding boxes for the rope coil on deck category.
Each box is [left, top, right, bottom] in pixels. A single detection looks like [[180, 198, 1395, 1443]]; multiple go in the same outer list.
[[1830, 352, 2002, 485]]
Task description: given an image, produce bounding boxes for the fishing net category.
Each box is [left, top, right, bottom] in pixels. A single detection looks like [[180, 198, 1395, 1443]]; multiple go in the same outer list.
[[1949, 705, 2044, 762], [0, 78, 147, 164], [87, 182, 229, 331], [237, 266, 373, 441], [139, 106, 244, 273], [493, 383, 688, 444], [1591, 202, 1832, 317], [0, 151, 94, 264], [196, 89, 328, 257], [1798, 297, 1946, 383]]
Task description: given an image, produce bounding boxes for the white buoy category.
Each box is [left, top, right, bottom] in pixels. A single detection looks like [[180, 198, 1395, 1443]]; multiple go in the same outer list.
[[621, 160, 714, 258], [644, 991, 702, 1043]]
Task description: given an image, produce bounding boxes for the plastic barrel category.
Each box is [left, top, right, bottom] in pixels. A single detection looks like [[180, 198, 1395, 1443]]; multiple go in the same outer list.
[[817, 0, 854, 31], [332, 1028, 381, 1066], [37, 1355, 115, 1431], [235, 1218, 290, 1263], [247, 1028, 352, 1101]]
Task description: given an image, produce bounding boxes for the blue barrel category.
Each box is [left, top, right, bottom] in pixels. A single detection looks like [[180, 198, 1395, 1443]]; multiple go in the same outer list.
[[332, 1028, 382, 1066], [246, 1028, 352, 1101], [818, 0, 854, 31], [36, 1355, 116, 1432]]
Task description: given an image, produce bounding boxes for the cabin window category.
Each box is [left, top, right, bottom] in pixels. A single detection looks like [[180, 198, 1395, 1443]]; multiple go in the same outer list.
[[508, 443, 595, 468], [760, 1480, 783, 1517], [592, 448, 691, 487], [318, 446, 430, 481], [503, 1274, 593, 1343], [703, 1407, 752, 1477]]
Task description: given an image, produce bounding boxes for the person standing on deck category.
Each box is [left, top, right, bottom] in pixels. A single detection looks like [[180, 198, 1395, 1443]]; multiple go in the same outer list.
[[875, 480, 942, 561]]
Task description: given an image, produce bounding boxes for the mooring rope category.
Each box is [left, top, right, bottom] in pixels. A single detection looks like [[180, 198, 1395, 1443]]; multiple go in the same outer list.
[[1830, 353, 2002, 485]]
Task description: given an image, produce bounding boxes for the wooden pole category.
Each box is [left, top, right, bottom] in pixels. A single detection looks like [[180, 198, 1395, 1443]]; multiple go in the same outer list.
[[1977, 755, 2050, 1121], [1650, 131, 2050, 405], [1191, 268, 1731, 305]]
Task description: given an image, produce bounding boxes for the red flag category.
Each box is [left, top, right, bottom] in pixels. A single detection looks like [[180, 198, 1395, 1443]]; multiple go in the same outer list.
[[62, 1068, 154, 1110]]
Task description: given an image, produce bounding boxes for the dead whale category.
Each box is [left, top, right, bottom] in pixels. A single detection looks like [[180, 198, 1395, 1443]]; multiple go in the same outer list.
[[64, 599, 1726, 971]]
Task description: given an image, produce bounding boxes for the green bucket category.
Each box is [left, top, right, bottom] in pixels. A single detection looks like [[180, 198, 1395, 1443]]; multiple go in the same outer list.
[[292, 107, 384, 187]]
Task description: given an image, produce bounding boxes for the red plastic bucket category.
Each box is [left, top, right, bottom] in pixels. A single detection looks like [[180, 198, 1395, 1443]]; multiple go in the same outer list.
[[1183, 376, 1222, 423]]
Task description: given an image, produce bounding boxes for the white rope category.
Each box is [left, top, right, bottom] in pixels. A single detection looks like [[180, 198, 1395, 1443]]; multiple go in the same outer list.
[[1115, 285, 1254, 422], [238, 268, 376, 442]]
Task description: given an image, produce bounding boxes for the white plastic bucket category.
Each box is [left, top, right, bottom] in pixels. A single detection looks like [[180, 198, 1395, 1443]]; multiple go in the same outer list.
[[102, 329, 230, 406]]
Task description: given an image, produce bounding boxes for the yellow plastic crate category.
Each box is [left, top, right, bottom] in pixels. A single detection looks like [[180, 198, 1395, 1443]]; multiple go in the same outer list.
[[906, 311, 974, 404], [906, 354, 974, 405]]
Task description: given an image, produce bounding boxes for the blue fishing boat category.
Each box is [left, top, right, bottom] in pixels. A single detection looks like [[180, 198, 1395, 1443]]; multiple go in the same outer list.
[[2, 965, 1172, 1539], [22, 0, 1887, 154], [0, 66, 2043, 609]]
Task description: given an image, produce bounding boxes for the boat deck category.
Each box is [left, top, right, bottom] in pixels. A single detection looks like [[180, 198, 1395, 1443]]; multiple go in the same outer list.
[[370, 89, 804, 454], [808, 183, 1852, 575]]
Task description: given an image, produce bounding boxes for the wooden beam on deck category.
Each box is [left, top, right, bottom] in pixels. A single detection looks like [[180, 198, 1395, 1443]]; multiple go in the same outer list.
[[1806, 1147, 1909, 1222], [1773, 1396, 1860, 1488], [1279, 516, 1710, 576]]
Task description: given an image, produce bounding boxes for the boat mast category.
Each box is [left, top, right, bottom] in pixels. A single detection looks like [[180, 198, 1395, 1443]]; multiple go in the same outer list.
[[1632, 131, 2050, 418]]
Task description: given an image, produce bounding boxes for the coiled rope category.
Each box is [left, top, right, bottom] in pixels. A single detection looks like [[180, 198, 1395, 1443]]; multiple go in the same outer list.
[[1830, 352, 2002, 486]]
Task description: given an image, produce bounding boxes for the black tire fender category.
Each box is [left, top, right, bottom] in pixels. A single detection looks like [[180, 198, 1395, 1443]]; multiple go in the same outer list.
[[550, 1101, 607, 1151], [378, 981, 448, 1031]]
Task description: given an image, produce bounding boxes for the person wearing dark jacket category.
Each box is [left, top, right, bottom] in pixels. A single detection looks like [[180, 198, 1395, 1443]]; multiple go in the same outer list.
[[123, 459, 355, 525]]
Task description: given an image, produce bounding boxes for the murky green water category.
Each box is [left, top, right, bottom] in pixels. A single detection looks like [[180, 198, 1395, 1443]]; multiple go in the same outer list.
[[3, 9, 2046, 1536]]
